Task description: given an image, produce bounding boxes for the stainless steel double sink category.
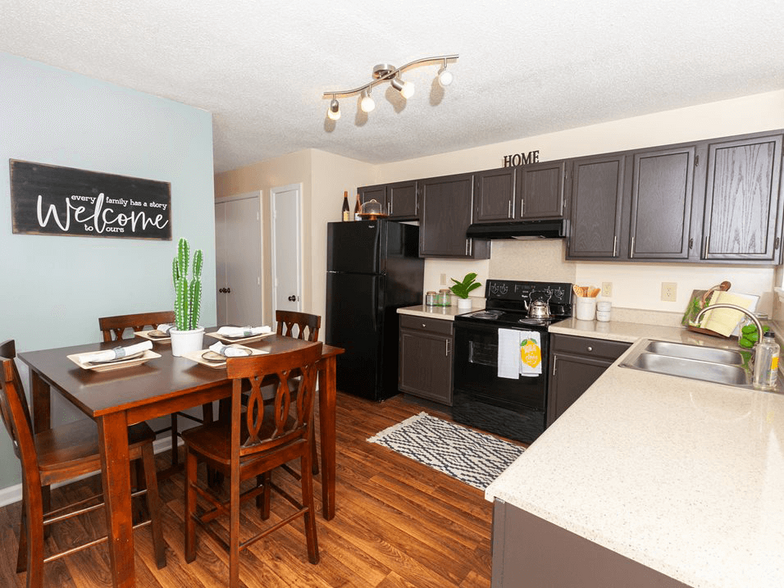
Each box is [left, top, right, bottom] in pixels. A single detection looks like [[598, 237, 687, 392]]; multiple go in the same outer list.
[[619, 339, 751, 388]]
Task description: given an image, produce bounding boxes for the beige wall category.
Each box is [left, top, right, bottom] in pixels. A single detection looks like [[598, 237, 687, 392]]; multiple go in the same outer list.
[[372, 90, 784, 314], [214, 149, 374, 332]]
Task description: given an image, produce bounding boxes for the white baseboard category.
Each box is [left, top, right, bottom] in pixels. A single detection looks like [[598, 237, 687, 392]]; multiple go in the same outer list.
[[0, 436, 184, 508]]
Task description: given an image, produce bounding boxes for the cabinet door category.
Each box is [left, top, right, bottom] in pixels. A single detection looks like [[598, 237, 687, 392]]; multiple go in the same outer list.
[[517, 160, 566, 219], [546, 353, 610, 426], [419, 173, 490, 259], [399, 328, 453, 405], [629, 145, 696, 260], [386, 180, 418, 220], [701, 133, 783, 262], [567, 154, 627, 259], [358, 184, 386, 210], [474, 167, 515, 223]]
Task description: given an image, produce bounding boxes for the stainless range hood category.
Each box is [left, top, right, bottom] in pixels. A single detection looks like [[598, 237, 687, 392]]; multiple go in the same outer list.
[[466, 219, 568, 240]]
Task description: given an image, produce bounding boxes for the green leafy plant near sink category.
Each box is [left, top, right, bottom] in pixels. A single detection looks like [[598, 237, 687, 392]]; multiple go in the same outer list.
[[738, 323, 770, 349], [449, 272, 481, 299]]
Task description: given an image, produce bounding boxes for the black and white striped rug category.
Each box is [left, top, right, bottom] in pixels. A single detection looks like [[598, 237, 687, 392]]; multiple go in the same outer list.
[[367, 412, 524, 490]]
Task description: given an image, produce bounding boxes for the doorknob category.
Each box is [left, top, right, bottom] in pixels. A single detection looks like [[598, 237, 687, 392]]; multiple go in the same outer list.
[[288, 295, 296, 302]]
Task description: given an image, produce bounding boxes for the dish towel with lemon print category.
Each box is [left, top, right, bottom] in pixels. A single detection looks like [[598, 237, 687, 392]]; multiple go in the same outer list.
[[497, 329, 542, 379]]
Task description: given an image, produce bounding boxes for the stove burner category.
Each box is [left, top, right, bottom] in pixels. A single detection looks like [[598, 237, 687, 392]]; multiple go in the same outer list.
[[469, 309, 504, 320], [517, 317, 552, 326]]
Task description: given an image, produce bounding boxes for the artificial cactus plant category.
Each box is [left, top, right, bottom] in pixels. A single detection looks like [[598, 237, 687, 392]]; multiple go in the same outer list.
[[172, 238, 203, 331]]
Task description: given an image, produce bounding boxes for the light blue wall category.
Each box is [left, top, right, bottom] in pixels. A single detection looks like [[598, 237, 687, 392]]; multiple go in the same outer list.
[[0, 52, 216, 490]]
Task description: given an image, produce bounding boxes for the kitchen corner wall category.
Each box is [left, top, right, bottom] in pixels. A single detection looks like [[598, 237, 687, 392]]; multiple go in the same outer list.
[[374, 90, 784, 315], [213, 149, 375, 327], [0, 53, 215, 492]]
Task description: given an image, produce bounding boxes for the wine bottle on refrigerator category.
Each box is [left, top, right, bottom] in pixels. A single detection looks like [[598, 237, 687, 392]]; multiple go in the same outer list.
[[341, 191, 350, 222], [354, 194, 362, 221]]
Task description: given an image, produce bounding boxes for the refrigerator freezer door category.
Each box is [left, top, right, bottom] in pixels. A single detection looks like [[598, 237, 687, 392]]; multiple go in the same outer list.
[[326, 271, 388, 400], [327, 221, 383, 275]]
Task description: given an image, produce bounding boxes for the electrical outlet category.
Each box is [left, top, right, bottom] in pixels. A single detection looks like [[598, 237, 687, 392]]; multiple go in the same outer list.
[[440, 273, 447, 285], [661, 282, 677, 302], [601, 282, 613, 297]]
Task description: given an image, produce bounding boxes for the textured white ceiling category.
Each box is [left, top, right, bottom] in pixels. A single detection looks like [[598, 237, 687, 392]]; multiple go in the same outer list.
[[1, 0, 782, 173]]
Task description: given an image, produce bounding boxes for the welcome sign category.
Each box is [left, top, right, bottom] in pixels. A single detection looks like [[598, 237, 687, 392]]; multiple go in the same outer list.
[[9, 160, 171, 240]]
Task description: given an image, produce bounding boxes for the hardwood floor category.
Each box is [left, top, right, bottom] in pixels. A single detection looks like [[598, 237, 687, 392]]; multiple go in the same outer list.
[[0, 392, 505, 587]]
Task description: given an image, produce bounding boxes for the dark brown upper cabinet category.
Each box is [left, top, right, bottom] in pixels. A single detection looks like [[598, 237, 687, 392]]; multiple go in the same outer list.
[[516, 160, 567, 219], [473, 167, 516, 222], [419, 173, 490, 259], [358, 181, 418, 220], [700, 132, 783, 263], [567, 154, 628, 259], [628, 145, 696, 260]]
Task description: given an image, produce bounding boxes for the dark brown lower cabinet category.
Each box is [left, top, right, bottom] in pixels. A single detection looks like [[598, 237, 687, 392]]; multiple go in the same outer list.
[[398, 315, 454, 405], [546, 334, 630, 426], [491, 500, 690, 587]]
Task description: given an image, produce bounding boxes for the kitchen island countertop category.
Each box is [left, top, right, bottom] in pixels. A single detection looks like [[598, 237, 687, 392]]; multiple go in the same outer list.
[[485, 325, 784, 588]]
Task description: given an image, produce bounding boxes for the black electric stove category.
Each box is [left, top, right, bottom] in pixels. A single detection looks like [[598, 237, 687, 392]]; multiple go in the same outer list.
[[451, 280, 573, 444]]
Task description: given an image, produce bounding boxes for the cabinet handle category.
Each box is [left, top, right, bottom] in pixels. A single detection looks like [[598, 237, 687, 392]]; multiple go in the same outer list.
[[586, 346, 593, 352], [422, 323, 426, 328], [552, 355, 558, 376], [702, 235, 709, 259], [508, 200, 512, 218], [776, 237, 781, 251], [630, 236, 635, 259], [445, 339, 450, 357], [612, 235, 618, 257], [520, 199, 525, 217], [689, 237, 694, 250], [387, 200, 391, 215]]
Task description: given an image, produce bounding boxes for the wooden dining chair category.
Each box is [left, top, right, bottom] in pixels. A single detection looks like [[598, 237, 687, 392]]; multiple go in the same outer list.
[[99, 310, 211, 469], [0, 339, 165, 588], [183, 342, 323, 588]]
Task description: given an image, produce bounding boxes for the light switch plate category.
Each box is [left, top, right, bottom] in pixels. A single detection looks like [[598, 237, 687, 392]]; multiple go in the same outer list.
[[661, 282, 677, 302]]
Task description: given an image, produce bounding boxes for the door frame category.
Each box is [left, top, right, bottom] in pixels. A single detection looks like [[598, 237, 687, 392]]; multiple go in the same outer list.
[[270, 183, 303, 319], [214, 191, 263, 325]]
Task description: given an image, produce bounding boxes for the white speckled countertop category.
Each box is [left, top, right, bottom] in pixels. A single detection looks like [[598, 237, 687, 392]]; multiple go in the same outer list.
[[397, 301, 484, 321], [486, 319, 784, 588]]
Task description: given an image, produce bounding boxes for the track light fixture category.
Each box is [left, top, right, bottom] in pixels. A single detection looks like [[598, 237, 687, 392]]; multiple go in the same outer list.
[[323, 54, 458, 121]]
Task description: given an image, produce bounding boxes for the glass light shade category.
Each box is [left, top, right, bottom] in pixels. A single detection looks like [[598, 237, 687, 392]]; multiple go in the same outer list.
[[438, 69, 453, 87], [360, 93, 375, 113], [400, 81, 415, 99], [327, 98, 341, 120]]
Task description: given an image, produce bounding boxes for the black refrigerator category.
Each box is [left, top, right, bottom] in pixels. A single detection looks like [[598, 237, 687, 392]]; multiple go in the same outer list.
[[326, 220, 424, 401]]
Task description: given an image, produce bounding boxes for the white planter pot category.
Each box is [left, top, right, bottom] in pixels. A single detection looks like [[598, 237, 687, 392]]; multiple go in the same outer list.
[[456, 298, 473, 311], [170, 327, 205, 357]]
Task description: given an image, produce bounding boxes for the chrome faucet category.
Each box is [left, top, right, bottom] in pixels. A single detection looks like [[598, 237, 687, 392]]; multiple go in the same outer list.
[[693, 304, 763, 344]]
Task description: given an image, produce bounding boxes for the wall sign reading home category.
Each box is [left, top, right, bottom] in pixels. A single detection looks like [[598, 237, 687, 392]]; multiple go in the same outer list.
[[9, 159, 171, 240]]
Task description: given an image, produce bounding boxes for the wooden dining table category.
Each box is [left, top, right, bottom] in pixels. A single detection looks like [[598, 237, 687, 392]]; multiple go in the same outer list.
[[18, 332, 343, 588]]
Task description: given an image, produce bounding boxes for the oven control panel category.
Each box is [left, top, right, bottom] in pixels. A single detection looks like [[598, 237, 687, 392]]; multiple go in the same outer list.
[[485, 279, 573, 306]]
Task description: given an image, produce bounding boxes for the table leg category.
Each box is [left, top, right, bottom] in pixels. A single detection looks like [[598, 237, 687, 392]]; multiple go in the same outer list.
[[318, 356, 336, 520], [97, 412, 135, 588], [29, 372, 51, 531]]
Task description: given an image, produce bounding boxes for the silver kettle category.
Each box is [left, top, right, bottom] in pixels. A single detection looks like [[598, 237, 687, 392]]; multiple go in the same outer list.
[[527, 293, 552, 319]]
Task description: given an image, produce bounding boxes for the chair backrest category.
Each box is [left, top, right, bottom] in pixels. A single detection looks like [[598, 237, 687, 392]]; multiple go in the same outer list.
[[0, 340, 40, 484], [276, 310, 321, 342], [99, 311, 176, 342], [226, 342, 322, 458]]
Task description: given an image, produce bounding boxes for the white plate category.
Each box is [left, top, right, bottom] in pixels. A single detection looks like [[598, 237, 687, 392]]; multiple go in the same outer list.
[[182, 346, 268, 369], [135, 330, 171, 343], [68, 350, 161, 372], [205, 330, 274, 345]]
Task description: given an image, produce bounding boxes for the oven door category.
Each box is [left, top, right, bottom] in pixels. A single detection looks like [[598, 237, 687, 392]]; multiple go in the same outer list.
[[454, 321, 549, 411]]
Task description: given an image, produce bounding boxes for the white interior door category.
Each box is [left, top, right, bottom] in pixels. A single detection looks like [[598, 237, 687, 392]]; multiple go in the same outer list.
[[270, 184, 302, 319], [215, 193, 263, 326]]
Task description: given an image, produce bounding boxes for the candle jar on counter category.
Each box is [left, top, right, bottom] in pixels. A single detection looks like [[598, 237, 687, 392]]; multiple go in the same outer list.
[[437, 289, 451, 307], [425, 291, 437, 307]]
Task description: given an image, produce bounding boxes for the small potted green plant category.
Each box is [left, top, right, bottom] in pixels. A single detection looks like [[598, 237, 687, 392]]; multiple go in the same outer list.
[[450, 272, 481, 310], [170, 238, 205, 357]]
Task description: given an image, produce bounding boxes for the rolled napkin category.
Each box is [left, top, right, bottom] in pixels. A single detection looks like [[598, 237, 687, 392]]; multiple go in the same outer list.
[[208, 342, 252, 357], [216, 325, 272, 338], [156, 324, 174, 334], [81, 340, 153, 364]]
